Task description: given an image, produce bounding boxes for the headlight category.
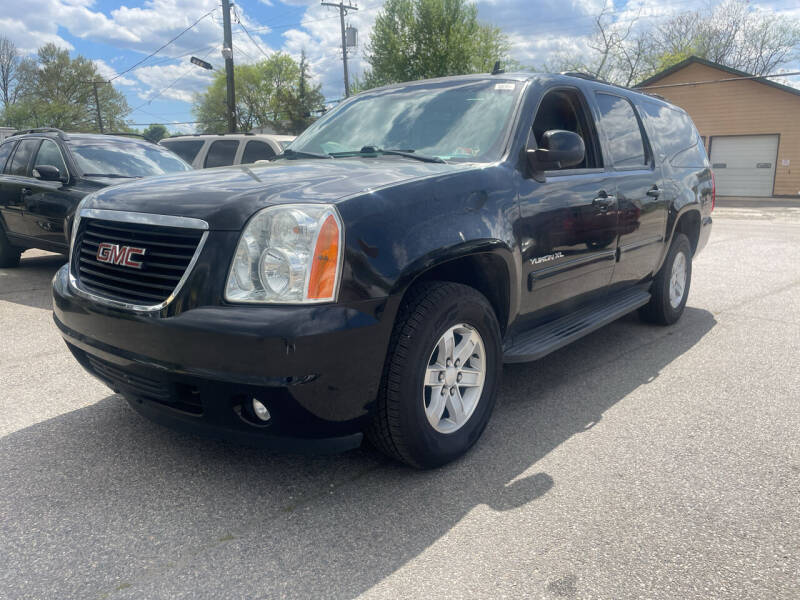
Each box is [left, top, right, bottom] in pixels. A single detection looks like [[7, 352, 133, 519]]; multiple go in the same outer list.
[[69, 193, 96, 268], [225, 204, 343, 304]]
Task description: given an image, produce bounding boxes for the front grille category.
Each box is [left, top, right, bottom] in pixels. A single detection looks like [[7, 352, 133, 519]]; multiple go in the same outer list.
[[87, 355, 203, 415], [72, 217, 204, 306]]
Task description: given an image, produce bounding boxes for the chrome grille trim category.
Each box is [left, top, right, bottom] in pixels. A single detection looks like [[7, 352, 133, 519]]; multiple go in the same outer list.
[[68, 209, 210, 312]]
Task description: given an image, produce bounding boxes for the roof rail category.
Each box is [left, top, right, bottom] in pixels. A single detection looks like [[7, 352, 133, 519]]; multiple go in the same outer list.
[[10, 127, 68, 139], [561, 71, 598, 81], [104, 132, 154, 143], [643, 92, 668, 101]]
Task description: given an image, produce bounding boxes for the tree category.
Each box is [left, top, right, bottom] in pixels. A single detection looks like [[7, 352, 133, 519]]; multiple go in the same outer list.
[[142, 123, 168, 143], [0, 36, 21, 110], [362, 0, 509, 88], [193, 52, 324, 134], [3, 44, 130, 131]]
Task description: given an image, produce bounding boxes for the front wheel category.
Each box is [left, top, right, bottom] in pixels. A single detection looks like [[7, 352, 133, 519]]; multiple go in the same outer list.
[[640, 232, 692, 325], [0, 226, 22, 268], [366, 282, 502, 468]]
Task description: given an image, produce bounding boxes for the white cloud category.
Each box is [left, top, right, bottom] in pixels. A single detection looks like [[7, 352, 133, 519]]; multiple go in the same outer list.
[[133, 62, 215, 103], [93, 59, 136, 86]]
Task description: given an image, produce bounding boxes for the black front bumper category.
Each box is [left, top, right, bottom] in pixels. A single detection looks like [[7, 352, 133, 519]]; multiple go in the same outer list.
[[52, 265, 398, 452]]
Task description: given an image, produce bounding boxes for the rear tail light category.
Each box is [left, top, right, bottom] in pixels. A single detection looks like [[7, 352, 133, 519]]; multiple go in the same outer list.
[[710, 171, 716, 212]]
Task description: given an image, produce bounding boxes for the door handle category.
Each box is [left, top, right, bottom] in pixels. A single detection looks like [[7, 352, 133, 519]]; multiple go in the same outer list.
[[21, 187, 32, 196], [646, 186, 661, 197], [592, 193, 615, 211]]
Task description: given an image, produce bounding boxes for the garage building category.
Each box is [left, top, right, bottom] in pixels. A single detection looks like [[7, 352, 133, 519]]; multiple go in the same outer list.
[[638, 56, 800, 198]]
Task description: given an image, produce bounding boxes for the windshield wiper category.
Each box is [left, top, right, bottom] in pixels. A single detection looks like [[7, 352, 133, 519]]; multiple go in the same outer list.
[[273, 148, 332, 160], [330, 146, 445, 164], [82, 173, 138, 178]]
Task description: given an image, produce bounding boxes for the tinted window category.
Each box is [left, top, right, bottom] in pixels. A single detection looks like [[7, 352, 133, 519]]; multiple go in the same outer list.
[[161, 139, 204, 164], [595, 93, 647, 167], [8, 139, 39, 176], [532, 88, 601, 169], [638, 100, 707, 167], [0, 141, 15, 173], [69, 138, 191, 177], [34, 139, 68, 176], [204, 140, 239, 168], [241, 140, 276, 163]]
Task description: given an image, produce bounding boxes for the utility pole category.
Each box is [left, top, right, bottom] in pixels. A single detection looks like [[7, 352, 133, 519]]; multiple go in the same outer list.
[[221, 0, 237, 132], [321, 1, 358, 97], [92, 81, 104, 133]]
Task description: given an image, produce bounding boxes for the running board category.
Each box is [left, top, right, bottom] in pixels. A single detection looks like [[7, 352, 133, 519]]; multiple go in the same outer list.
[[503, 288, 651, 363]]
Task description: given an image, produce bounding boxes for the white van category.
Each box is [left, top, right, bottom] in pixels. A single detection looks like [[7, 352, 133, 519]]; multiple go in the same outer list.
[[160, 133, 295, 168]]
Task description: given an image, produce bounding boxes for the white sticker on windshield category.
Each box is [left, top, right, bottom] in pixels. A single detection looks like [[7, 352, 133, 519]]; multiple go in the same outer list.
[[494, 83, 516, 91]]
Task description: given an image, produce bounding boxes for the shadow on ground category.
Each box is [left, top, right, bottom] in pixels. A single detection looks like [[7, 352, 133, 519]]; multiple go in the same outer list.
[[0, 252, 66, 310], [0, 304, 716, 599]]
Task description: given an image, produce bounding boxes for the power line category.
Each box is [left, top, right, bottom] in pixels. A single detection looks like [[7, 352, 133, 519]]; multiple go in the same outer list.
[[233, 5, 272, 60], [131, 47, 217, 112], [109, 8, 217, 82]]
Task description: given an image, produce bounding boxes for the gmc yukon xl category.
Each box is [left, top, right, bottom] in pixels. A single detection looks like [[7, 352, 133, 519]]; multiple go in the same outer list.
[[52, 72, 713, 467]]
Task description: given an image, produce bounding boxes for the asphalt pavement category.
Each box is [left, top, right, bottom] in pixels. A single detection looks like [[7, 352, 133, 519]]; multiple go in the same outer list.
[[1, 206, 798, 599]]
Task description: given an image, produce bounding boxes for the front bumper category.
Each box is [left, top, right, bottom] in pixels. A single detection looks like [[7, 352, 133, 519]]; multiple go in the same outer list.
[[52, 265, 397, 451]]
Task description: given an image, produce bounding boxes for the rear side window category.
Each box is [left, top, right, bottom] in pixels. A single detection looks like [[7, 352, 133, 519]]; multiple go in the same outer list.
[[637, 100, 707, 167], [204, 140, 238, 168], [7, 139, 40, 176], [595, 93, 647, 168], [161, 140, 204, 164], [0, 141, 15, 173], [241, 140, 276, 164]]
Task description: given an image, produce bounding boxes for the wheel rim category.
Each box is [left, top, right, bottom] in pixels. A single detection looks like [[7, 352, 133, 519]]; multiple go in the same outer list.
[[422, 323, 486, 434], [669, 251, 687, 308]]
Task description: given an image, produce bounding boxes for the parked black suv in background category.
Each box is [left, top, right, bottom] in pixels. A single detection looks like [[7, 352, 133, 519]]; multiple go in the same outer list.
[[0, 129, 191, 266], [52, 73, 713, 467]]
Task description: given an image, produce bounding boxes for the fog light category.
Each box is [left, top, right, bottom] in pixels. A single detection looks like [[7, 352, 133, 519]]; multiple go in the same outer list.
[[251, 398, 271, 421]]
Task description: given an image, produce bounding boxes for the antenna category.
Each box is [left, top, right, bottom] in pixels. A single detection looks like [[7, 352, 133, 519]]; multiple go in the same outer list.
[[491, 61, 504, 75]]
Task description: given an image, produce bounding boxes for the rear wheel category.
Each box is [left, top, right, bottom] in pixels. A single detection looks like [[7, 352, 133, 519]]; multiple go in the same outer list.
[[0, 226, 21, 268], [366, 282, 502, 468], [640, 233, 692, 325]]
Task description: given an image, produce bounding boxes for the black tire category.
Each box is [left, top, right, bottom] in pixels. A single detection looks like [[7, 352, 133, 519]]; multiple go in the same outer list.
[[366, 281, 502, 468], [0, 226, 21, 268], [640, 233, 692, 325]]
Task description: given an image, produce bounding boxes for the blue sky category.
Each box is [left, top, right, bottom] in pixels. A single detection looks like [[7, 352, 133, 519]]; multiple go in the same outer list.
[[3, 0, 798, 133]]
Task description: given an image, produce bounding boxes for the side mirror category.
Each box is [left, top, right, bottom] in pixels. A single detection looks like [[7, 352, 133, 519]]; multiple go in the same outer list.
[[526, 130, 585, 174], [33, 164, 65, 182]]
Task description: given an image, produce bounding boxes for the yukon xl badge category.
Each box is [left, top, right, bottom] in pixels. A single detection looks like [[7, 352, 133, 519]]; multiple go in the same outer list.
[[530, 251, 564, 265], [96, 242, 146, 269]]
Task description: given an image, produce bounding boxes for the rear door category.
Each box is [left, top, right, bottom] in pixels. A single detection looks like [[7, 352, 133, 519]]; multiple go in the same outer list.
[[710, 135, 778, 197], [592, 91, 666, 286], [160, 139, 206, 167], [0, 138, 40, 239], [203, 139, 239, 168]]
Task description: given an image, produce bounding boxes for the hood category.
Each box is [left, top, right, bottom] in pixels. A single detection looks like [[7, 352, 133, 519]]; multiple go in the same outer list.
[[84, 158, 469, 230]]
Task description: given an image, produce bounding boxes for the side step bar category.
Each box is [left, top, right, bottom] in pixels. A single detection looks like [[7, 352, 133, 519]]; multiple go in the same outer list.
[[502, 288, 651, 363]]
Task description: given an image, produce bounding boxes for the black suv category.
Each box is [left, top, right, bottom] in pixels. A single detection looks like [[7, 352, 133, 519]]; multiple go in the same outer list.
[[0, 129, 191, 266], [52, 73, 713, 467]]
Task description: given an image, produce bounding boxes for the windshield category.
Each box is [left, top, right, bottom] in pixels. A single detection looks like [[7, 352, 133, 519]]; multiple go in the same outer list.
[[69, 139, 192, 177], [290, 79, 522, 162]]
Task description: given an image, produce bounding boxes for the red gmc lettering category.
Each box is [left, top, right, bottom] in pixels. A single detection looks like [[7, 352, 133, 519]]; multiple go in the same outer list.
[[96, 243, 146, 269]]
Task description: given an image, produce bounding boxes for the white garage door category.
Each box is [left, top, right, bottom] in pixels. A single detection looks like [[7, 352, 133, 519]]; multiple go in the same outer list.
[[710, 135, 779, 197]]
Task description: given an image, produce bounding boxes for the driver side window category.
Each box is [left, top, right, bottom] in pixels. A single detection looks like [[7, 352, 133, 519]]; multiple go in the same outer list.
[[531, 88, 602, 170], [34, 139, 68, 177]]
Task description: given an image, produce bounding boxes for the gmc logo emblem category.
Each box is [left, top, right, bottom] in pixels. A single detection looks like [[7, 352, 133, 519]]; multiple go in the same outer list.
[[96, 242, 146, 269]]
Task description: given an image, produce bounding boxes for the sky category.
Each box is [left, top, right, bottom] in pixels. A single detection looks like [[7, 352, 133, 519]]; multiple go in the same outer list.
[[2, 0, 799, 133]]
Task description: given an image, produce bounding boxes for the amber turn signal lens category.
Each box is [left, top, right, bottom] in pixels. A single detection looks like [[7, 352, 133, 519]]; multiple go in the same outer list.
[[306, 214, 340, 300]]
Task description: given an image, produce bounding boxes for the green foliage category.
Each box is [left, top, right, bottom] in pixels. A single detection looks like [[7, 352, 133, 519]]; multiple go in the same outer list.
[[2, 44, 129, 131], [142, 123, 168, 143], [362, 0, 510, 88], [192, 52, 324, 135]]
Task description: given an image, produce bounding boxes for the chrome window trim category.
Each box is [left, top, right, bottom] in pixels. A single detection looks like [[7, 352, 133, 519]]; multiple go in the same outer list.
[[68, 209, 210, 313]]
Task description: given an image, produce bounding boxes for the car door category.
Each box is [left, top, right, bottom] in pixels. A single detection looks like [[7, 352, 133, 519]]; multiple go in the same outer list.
[[592, 91, 666, 286], [0, 138, 40, 240], [25, 138, 77, 249], [516, 85, 618, 319]]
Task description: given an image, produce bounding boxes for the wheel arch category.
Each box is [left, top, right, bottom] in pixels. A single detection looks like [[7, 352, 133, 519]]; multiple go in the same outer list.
[[392, 242, 518, 336]]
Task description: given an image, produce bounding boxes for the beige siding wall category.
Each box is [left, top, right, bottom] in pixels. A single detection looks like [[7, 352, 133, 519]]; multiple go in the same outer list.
[[641, 62, 800, 196]]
